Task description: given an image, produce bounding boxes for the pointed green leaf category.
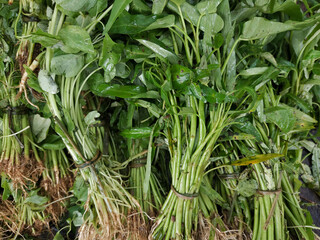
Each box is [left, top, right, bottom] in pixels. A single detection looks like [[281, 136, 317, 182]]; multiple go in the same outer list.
[[104, 0, 133, 34]]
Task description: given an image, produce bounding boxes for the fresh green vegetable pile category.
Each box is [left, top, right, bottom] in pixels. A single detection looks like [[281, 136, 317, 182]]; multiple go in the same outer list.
[[1, 0, 320, 239]]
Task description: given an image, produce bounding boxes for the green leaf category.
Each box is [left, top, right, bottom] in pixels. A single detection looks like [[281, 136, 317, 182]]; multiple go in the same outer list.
[[265, 106, 295, 133], [104, 0, 133, 34], [186, 83, 206, 102], [171, 65, 193, 90], [125, 44, 153, 60], [88, 73, 147, 98], [242, 17, 295, 40], [152, 0, 167, 14], [178, 107, 195, 116], [168, 1, 198, 26], [89, 0, 107, 16], [110, 13, 175, 34], [31, 114, 51, 143], [136, 39, 179, 64], [239, 67, 269, 77], [84, 111, 100, 126], [200, 181, 225, 203], [53, 232, 64, 240], [132, 0, 151, 13], [41, 134, 65, 150], [234, 117, 263, 142], [71, 176, 88, 203], [170, 0, 185, 6], [304, 50, 320, 61], [237, 179, 258, 197], [110, 13, 153, 34], [55, 0, 96, 12], [213, 33, 224, 49], [200, 84, 234, 103], [25, 193, 48, 206], [231, 153, 283, 166], [24, 65, 43, 93], [196, 0, 222, 14], [115, 62, 130, 79], [305, 211, 315, 240], [59, 25, 95, 54], [200, 13, 224, 35], [135, 100, 162, 118], [291, 107, 317, 123], [286, 93, 313, 113], [313, 63, 320, 75], [72, 210, 84, 226], [51, 54, 84, 78], [1, 174, 12, 200], [145, 15, 175, 31], [121, 127, 153, 139], [271, 0, 302, 20], [38, 69, 59, 94], [99, 34, 123, 82], [30, 29, 61, 47]]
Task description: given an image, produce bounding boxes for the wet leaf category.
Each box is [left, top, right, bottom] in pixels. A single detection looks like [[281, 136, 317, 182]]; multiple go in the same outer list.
[[265, 106, 295, 133], [152, 0, 167, 14], [136, 39, 179, 64], [38, 69, 59, 94], [88, 73, 147, 98], [51, 54, 84, 78], [104, 0, 133, 34], [234, 117, 263, 142], [110, 13, 175, 34], [99, 34, 123, 82], [31, 114, 51, 143], [196, 0, 222, 14], [242, 17, 295, 40], [171, 65, 193, 90], [54, 0, 97, 12], [59, 25, 95, 54]]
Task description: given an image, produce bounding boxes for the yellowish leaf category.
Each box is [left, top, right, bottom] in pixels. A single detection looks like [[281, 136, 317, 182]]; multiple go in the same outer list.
[[230, 153, 283, 166]]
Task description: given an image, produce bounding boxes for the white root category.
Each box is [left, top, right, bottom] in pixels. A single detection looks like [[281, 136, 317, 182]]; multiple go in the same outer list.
[[15, 59, 40, 110]]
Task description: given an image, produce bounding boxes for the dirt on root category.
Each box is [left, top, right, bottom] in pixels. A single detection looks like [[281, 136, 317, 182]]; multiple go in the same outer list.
[[0, 155, 44, 189], [0, 199, 18, 238], [41, 174, 74, 223], [192, 213, 251, 240], [0, 199, 51, 239]]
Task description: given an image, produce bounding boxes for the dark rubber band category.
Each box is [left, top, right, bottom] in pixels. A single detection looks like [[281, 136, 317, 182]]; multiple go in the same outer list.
[[130, 158, 147, 168], [2, 106, 29, 115], [171, 185, 199, 200], [218, 173, 240, 180], [257, 189, 282, 196], [22, 15, 40, 22], [75, 151, 102, 169]]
